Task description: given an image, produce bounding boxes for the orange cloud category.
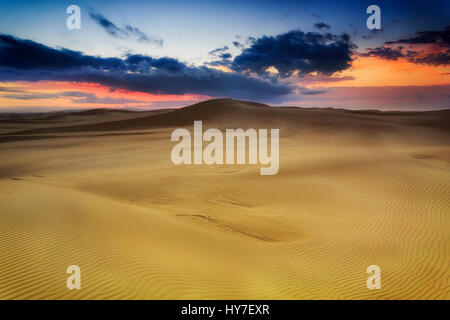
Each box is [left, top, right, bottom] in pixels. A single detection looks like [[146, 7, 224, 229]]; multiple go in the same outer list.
[[297, 55, 449, 89], [345, 56, 448, 86]]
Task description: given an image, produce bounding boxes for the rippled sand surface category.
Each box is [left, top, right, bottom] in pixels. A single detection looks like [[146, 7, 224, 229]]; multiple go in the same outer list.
[[1, 100, 449, 299]]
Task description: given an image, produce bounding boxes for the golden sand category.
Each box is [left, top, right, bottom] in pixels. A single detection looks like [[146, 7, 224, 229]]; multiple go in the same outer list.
[[0, 99, 449, 299]]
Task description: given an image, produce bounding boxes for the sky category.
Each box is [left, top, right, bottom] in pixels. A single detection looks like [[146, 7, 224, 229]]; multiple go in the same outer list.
[[0, 0, 449, 111]]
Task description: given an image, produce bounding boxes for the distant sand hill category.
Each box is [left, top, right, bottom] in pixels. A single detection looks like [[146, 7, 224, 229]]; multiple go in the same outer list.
[[4, 98, 450, 139], [0, 99, 449, 299]]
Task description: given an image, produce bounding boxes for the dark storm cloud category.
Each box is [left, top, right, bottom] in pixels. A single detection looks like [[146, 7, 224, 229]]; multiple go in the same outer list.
[[0, 34, 123, 70], [0, 35, 292, 102], [231, 30, 356, 78], [360, 26, 450, 66], [124, 55, 187, 73], [361, 46, 450, 66], [90, 12, 163, 45], [360, 47, 404, 60], [413, 49, 450, 66], [314, 23, 330, 30], [385, 26, 450, 47]]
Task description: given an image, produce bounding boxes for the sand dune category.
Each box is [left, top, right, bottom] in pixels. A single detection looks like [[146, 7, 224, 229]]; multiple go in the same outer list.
[[0, 99, 449, 299], [7, 98, 450, 134], [3, 99, 449, 149]]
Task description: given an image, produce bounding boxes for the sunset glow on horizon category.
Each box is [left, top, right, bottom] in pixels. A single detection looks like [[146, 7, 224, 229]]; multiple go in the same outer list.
[[0, 0, 448, 111]]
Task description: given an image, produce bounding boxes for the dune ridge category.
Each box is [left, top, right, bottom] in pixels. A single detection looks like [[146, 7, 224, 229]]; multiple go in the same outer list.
[[4, 98, 450, 137]]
